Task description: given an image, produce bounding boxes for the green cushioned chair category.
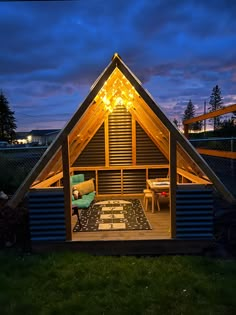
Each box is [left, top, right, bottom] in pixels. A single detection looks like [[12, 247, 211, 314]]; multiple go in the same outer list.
[[70, 174, 95, 209], [72, 191, 96, 208], [70, 174, 85, 186]]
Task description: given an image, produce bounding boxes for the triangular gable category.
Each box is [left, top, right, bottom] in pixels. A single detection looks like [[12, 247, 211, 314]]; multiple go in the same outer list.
[[8, 53, 235, 208]]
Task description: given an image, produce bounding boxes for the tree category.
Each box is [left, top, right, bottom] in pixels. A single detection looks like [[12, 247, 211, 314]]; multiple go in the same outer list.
[[218, 118, 236, 137], [208, 85, 224, 130], [192, 120, 203, 132], [0, 91, 17, 142], [182, 99, 195, 130]]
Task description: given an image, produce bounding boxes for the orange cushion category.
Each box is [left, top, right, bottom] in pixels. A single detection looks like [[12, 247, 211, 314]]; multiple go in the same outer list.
[[73, 179, 95, 196]]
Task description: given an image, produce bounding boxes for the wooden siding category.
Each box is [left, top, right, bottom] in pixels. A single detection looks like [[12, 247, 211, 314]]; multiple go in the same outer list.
[[73, 123, 105, 166], [72, 203, 170, 241], [97, 170, 122, 194], [29, 188, 66, 241], [136, 122, 169, 165], [148, 168, 169, 179], [109, 104, 132, 165], [123, 169, 146, 193], [74, 170, 96, 182], [176, 185, 213, 239]]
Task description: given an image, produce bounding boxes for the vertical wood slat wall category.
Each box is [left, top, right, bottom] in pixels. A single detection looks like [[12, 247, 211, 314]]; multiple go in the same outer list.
[[176, 186, 213, 239], [109, 104, 132, 165], [72, 104, 170, 195], [29, 188, 66, 241]]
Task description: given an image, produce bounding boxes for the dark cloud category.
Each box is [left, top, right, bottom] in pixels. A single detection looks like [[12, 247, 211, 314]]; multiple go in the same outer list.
[[0, 0, 235, 130]]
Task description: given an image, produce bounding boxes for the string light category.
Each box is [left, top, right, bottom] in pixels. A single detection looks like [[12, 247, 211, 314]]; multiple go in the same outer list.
[[98, 71, 136, 113]]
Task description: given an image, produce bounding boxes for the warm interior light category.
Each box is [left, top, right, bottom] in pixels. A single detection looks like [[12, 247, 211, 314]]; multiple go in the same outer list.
[[115, 97, 123, 105], [98, 69, 136, 113], [102, 96, 110, 105], [126, 101, 133, 110]]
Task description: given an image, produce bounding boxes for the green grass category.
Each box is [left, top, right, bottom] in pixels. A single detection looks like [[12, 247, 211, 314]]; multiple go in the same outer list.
[[0, 252, 235, 315]]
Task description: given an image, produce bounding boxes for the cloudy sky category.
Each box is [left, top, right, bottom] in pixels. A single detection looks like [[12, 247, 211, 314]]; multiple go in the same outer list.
[[0, 0, 236, 131]]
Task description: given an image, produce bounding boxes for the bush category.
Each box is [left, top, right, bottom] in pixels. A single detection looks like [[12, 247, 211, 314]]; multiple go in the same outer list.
[[0, 154, 29, 194], [0, 199, 30, 251]]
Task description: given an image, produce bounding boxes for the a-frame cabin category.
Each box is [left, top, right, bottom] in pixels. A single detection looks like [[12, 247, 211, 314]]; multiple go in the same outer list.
[[8, 53, 235, 254]]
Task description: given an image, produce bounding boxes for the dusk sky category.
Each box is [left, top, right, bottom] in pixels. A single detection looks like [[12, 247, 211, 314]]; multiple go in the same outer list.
[[0, 0, 236, 131]]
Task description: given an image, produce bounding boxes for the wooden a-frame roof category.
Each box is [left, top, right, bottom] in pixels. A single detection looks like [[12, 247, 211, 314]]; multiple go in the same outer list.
[[8, 53, 236, 208]]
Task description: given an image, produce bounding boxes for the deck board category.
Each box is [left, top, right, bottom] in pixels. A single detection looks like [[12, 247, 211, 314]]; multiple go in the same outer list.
[[72, 197, 170, 241], [31, 196, 216, 254]]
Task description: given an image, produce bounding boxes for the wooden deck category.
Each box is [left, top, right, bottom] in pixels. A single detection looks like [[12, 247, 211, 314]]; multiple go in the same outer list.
[[71, 197, 171, 241], [31, 197, 214, 255]]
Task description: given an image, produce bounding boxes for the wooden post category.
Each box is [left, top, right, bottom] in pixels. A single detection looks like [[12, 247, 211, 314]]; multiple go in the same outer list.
[[132, 117, 136, 165], [184, 123, 189, 138], [169, 132, 177, 238], [62, 135, 72, 241], [105, 117, 110, 166]]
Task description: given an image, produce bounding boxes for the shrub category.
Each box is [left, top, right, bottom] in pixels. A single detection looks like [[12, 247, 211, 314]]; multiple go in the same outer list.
[[0, 154, 29, 194], [0, 199, 30, 251]]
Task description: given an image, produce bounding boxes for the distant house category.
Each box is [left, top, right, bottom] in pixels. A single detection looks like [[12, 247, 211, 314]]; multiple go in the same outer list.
[[26, 129, 60, 146], [15, 132, 29, 144]]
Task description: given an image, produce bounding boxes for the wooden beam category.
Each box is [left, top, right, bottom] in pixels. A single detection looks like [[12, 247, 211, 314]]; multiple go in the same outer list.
[[177, 168, 210, 184], [169, 132, 176, 238], [60, 104, 104, 173], [130, 106, 169, 160], [69, 100, 98, 140], [197, 148, 236, 159], [37, 149, 61, 183], [133, 98, 191, 173], [183, 104, 236, 125], [184, 123, 189, 138], [69, 101, 105, 149], [105, 117, 110, 166], [133, 97, 198, 173], [62, 135, 72, 241], [54, 107, 107, 172], [70, 118, 107, 167], [72, 164, 169, 171], [32, 172, 63, 188], [132, 117, 136, 165], [131, 100, 201, 177], [67, 108, 104, 161], [176, 143, 205, 177]]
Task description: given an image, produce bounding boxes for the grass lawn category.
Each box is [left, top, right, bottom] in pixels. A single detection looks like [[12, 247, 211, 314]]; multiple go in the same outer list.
[[0, 252, 235, 315]]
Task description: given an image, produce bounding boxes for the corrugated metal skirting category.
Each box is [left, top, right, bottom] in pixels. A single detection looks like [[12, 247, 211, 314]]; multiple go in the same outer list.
[[176, 186, 213, 239], [29, 189, 66, 241]]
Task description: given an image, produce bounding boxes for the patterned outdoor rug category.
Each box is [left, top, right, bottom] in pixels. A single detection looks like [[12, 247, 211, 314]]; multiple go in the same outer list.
[[73, 199, 151, 232]]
